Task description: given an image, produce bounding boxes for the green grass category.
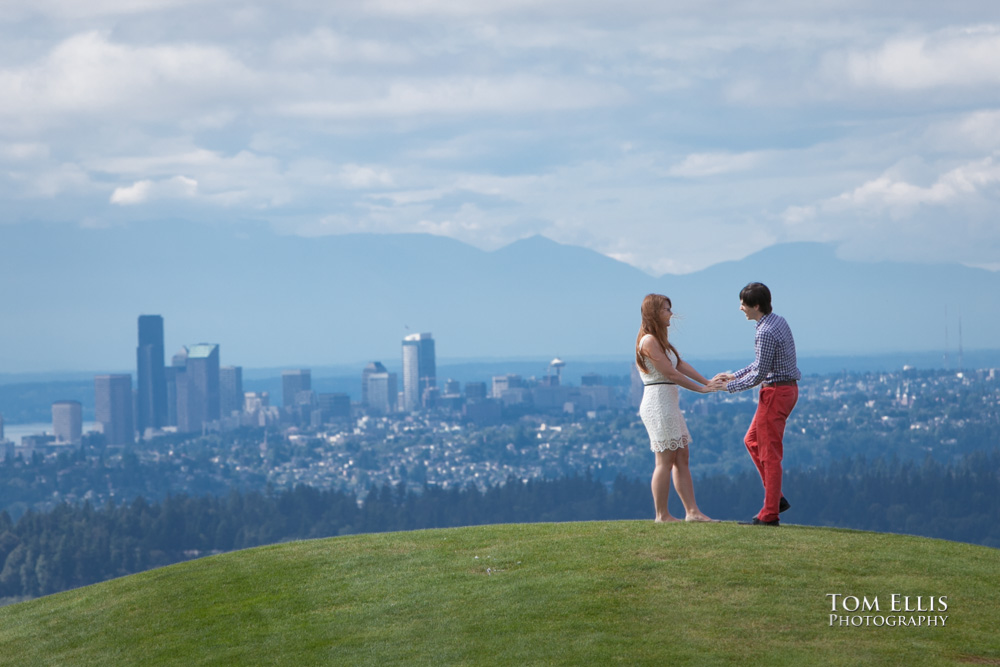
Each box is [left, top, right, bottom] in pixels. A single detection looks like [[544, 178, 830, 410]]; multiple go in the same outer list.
[[0, 522, 998, 666]]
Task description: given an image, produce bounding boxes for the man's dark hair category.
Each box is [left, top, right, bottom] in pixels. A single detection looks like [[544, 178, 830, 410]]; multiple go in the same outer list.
[[740, 282, 772, 315]]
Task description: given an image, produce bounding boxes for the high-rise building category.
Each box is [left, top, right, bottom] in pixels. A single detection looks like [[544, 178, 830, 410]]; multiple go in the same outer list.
[[0, 414, 9, 462], [220, 366, 244, 417], [282, 369, 311, 409], [95, 374, 134, 445], [364, 369, 397, 416], [465, 382, 488, 401], [164, 366, 178, 426], [166, 346, 189, 427], [243, 392, 278, 427], [316, 393, 351, 422], [244, 391, 270, 412], [402, 333, 436, 411], [136, 315, 167, 434], [52, 400, 83, 444], [362, 362, 387, 406], [492, 374, 523, 398], [172, 346, 189, 367], [362, 362, 397, 414], [176, 343, 220, 433]]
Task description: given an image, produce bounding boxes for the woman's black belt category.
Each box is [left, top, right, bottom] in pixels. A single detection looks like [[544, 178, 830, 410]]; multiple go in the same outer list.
[[643, 381, 676, 386]]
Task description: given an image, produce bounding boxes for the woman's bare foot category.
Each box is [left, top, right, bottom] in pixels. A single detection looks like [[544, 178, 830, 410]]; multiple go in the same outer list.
[[655, 515, 682, 523], [684, 512, 718, 523]]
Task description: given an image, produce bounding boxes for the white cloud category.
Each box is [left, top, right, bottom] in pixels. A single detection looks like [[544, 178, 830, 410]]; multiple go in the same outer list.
[[110, 175, 197, 205], [374, 188, 449, 205], [271, 28, 413, 65], [93, 147, 289, 208], [110, 179, 153, 205], [93, 148, 227, 175], [841, 27, 1000, 91], [278, 75, 626, 119], [339, 164, 394, 188], [775, 153, 1000, 266], [0, 31, 255, 126], [924, 110, 1000, 153], [781, 205, 816, 225], [667, 151, 762, 178], [826, 156, 1000, 215], [0, 0, 210, 20], [414, 205, 486, 237], [358, 0, 548, 18], [29, 163, 93, 198], [0, 142, 49, 160]]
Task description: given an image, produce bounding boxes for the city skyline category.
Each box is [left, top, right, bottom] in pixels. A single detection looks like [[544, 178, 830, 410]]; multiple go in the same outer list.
[[0, 312, 630, 445], [86, 319, 443, 443]]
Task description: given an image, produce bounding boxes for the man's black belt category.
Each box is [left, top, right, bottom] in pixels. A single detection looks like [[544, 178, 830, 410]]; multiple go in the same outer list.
[[763, 380, 797, 387]]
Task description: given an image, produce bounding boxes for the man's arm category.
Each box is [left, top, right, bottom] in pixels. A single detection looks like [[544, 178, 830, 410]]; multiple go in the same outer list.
[[726, 329, 777, 393]]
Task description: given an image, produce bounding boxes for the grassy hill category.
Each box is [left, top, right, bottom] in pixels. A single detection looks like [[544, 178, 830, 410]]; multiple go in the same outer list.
[[0, 521, 997, 666]]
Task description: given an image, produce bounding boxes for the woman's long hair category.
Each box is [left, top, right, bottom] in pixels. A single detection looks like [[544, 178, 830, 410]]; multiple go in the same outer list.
[[635, 293, 680, 373]]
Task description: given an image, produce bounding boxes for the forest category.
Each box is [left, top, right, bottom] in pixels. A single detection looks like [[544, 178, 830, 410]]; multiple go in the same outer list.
[[1, 449, 997, 604]]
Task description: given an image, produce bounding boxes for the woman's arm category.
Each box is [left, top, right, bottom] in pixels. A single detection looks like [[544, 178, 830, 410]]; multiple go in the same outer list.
[[676, 359, 710, 385], [639, 335, 715, 393]]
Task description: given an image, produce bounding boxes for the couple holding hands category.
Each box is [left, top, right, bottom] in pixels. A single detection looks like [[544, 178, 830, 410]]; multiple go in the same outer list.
[[636, 282, 800, 526]]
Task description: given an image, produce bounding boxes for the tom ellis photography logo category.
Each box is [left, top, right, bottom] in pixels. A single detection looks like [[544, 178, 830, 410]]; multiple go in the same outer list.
[[826, 594, 949, 628]]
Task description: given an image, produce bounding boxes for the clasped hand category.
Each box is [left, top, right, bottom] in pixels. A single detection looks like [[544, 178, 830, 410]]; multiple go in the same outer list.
[[703, 372, 735, 392]]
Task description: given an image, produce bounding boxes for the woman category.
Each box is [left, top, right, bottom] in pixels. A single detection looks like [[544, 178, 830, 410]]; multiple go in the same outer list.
[[636, 293, 721, 522]]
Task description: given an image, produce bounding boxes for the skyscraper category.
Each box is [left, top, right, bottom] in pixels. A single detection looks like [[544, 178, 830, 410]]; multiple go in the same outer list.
[[164, 366, 178, 426], [220, 366, 244, 417], [95, 374, 134, 446], [136, 315, 167, 434], [177, 343, 220, 433], [402, 333, 436, 412], [465, 382, 488, 401], [52, 400, 83, 444], [362, 362, 397, 415], [282, 369, 312, 409], [316, 393, 351, 422], [0, 414, 8, 461], [165, 346, 188, 427], [362, 361, 387, 406]]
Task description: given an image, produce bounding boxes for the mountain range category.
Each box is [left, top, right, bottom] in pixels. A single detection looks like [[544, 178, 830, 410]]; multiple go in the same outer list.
[[2, 221, 998, 373]]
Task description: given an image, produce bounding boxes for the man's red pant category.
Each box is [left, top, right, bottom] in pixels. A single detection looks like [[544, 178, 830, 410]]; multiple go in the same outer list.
[[744, 384, 798, 522]]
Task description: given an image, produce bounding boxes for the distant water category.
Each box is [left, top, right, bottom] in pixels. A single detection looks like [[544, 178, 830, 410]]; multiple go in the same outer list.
[[2, 422, 98, 445]]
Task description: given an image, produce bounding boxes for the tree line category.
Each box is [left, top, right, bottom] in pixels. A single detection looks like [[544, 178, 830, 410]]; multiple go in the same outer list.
[[1, 449, 997, 603]]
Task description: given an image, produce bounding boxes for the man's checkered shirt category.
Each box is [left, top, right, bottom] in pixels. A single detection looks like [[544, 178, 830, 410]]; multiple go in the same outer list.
[[727, 312, 801, 393]]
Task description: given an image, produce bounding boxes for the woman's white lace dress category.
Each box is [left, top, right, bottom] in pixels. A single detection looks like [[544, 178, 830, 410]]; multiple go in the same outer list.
[[638, 351, 691, 452]]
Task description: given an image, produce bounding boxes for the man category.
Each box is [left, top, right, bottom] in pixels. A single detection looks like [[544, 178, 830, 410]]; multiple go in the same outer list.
[[717, 282, 800, 526]]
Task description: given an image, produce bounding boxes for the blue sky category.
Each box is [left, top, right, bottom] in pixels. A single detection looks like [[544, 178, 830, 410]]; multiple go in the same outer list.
[[2, 0, 1000, 276]]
